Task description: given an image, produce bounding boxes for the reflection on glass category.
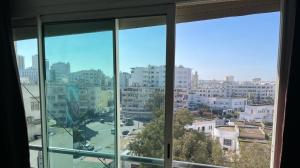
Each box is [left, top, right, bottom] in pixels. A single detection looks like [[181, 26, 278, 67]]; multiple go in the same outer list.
[[119, 16, 166, 167], [44, 20, 116, 167], [13, 27, 42, 149], [49, 152, 114, 168]]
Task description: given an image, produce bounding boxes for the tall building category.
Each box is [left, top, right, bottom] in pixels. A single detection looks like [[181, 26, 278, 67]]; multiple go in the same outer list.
[[32, 54, 38, 69], [16, 55, 25, 70], [120, 72, 131, 89], [129, 65, 165, 87], [21, 67, 39, 84], [175, 65, 192, 89], [50, 62, 70, 81], [192, 71, 199, 89], [45, 59, 50, 80], [225, 75, 234, 82]]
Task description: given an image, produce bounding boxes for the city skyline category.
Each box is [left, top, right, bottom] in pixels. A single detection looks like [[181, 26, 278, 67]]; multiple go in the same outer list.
[[15, 12, 280, 81]]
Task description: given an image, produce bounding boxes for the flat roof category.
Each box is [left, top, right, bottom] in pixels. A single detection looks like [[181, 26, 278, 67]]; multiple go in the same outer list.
[[216, 126, 236, 132]]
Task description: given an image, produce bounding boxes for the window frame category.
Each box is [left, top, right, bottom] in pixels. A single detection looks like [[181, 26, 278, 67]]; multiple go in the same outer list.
[[11, 0, 292, 168], [37, 4, 175, 168]]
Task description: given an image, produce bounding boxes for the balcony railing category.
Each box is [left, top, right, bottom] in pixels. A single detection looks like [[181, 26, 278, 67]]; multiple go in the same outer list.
[[29, 145, 226, 168]]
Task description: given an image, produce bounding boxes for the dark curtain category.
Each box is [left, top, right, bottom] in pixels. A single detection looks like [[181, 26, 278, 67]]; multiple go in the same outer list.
[[0, 0, 30, 167], [280, 1, 299, 168]]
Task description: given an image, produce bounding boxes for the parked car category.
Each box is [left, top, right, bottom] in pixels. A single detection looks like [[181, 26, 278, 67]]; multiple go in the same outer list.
[[122, 130, 129, 135], [84, 142, 94, 151]]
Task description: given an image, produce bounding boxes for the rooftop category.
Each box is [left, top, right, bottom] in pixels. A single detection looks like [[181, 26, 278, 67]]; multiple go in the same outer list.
[[239, 127, 265, 140], [216, 126, 236, 132]]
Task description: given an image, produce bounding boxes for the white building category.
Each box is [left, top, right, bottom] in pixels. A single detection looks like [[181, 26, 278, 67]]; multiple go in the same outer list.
[[192, 71, 199, 89], [121, 87, 164, 120], [175, 65, 192, 89], [32, 54, 39, 69], [128, 65, 191, 88], [187, 94, 246, 112], [197, 78, 275, 101], [69, 69, 111, 88], [223, 81, 275, 100], [185, 119, 216, 134], [50, 62, 70, 81], [174, 88, 189, 111], [239, 104, 274, 122], [21, 84, 41, 141], [16, 55, 25, 70], [20, 67, 39, 84], [129, 65, 165, 87], [213, 126, 239, 151], [120, 72, 131, 89]]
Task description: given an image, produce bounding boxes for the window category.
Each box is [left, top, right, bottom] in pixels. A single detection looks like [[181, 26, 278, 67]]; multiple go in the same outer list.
[[119, 16, 166, 167], [223, 139, 232, 146], [44, 20, 116, 167], [13, 27, 42, 168], [12, 1, 286, 168], [173, 12, 280, 167]]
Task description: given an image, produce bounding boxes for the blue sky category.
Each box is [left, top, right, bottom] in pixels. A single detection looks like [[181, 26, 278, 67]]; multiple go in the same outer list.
[[16, 12, 280, 81]]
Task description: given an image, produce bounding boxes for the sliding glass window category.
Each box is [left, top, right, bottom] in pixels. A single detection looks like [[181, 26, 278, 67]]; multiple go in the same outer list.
[[13, 27, 43, 168], [44, 20, 116, 167], [173, 12, 280, 168], [119, 16, 166, 168]]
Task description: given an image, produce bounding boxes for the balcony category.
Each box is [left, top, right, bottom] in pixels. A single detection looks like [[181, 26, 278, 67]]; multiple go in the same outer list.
[[29, 145, 226, 168]]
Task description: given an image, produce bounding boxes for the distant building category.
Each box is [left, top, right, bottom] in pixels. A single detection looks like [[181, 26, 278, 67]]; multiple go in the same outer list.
[[185, 119, 216, 134], [69, 69, 110, 87], [175, 65, 192, 89], [120, 72, 131, 89], [239, 104, 274, 122], [174, 88, 189, 111], [32, 54, 38, 69], [50, 62, 70, 81], [129, 65, 165, 87], [21, 84, 41, 141], [213, 126, 239, 151], [225, 75, 234, 82], [197, 78, 275, 101], [192, 71, 199, 89], [16, 55, 25, 70], [20, 67, 39, 84], [121, 87, 164, 120], [187, 95, 247, 112], [128, 65, 191, 88]]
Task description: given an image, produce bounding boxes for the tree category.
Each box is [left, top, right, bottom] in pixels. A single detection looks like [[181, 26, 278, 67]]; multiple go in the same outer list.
[[128, 91, 225, 166], [128, 109, 164, 158], [234, 142, 271, 168], [173, 130, 209, 163], [173, 109, 194, 138]]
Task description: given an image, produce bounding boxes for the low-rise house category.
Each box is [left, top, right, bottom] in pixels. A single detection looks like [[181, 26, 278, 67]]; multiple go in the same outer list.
[[185, 119, 216, 134], [212, 126, 239, 151]]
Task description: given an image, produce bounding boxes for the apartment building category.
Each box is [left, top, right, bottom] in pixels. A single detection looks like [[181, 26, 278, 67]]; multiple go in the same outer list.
[[121, 87, 164, 120], [239, 104, 274, 123]]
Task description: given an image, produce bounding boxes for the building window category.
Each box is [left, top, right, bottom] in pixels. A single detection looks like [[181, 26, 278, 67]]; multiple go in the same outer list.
[[223, 139, 232, 146]]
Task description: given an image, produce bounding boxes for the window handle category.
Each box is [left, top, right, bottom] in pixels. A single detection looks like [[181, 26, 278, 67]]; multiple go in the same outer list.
[[167, 143, 170, 159]]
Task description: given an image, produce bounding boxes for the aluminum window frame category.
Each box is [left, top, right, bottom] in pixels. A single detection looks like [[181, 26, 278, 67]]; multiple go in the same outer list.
[[37, 4, 175, 168], [11, 1, 292, 168]]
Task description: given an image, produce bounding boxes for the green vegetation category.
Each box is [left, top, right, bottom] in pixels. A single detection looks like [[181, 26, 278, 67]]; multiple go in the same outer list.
[[128, 93, 224, 166], [232, 141, 271, 168], [127, 93, 271, 167]]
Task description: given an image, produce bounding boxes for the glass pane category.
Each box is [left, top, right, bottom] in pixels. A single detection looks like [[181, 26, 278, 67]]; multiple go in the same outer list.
[[49, 152, 114, 168], [43, 20, 116, 167], [173, 12, 280, 167], [13, 27, 43, 167], [119, 16, 166, 168]]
